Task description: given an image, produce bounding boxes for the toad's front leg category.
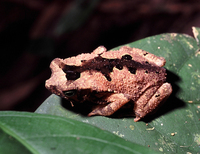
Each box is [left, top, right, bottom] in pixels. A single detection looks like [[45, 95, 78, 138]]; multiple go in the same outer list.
[[134, 83, 172, 122], [88, 93, 129, 116]]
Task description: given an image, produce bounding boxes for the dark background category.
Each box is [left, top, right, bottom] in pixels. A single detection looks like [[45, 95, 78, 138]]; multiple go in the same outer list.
[[0, 0, 200, 111]]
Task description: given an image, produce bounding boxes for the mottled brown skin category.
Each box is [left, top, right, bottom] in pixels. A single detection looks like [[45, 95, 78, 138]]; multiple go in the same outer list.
[[45, 46, 172, 122]]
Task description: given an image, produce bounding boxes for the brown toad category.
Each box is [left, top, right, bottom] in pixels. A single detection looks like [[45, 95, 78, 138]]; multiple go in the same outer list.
[[45, 46, 172, 122]]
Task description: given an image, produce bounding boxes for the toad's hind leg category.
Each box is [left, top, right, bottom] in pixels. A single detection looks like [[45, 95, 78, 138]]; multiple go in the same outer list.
[[88, 93, 129, 116], [134, 83, 172, 122]]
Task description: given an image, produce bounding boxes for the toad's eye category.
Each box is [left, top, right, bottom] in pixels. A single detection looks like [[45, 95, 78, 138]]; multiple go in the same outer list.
[[63, 90, 77, 97]]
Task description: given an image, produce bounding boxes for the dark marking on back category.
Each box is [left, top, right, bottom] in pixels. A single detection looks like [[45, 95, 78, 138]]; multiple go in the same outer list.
[[128, 67, 137, 74], [122, 54, 132, 60], [143, 52, 148, 56], [104, 74, 112, 81], [58, 55, 166, 82], [116, 64, 123, 70], [66, 71, 80, 80], [155, 94, 160, 97]]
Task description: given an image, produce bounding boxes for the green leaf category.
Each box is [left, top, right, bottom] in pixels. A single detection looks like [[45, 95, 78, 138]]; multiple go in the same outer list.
[[0, 111, 158, 154], [37, 27, 200, 153]]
